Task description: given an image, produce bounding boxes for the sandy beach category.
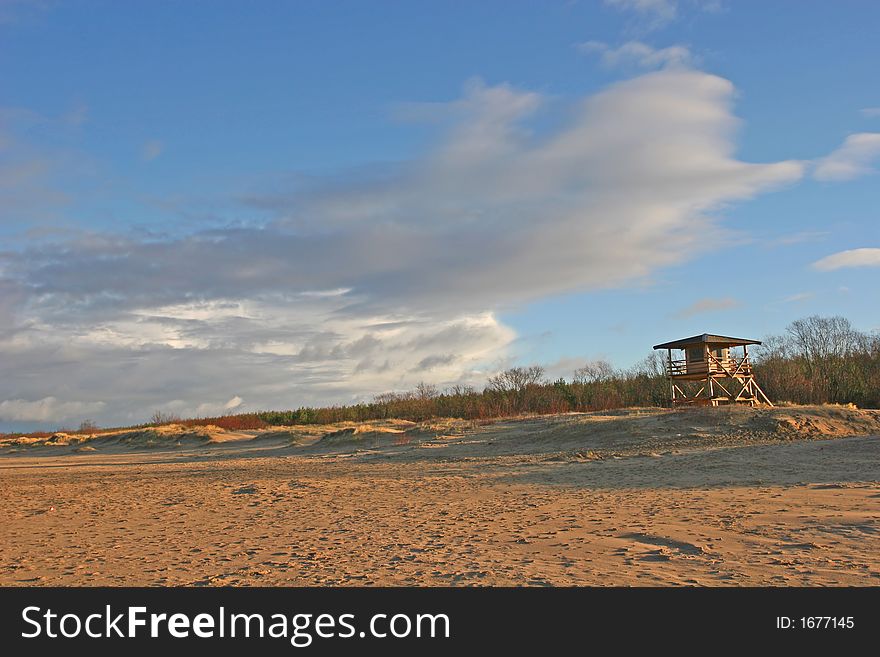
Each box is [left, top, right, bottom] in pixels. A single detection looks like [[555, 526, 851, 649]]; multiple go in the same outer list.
[[2, 405, 879, 586]]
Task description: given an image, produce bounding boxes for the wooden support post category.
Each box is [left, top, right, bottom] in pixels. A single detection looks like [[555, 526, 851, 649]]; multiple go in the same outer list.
[[751, 378, 774, 407], [713, 378, 733, 398]]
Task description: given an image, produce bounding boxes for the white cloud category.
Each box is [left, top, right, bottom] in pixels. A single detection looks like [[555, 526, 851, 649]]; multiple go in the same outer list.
[[224, 395, 243, 410], [578, 40, 693, 69], [187, 395, 245, 417], [0, 306, 516, 425], [813, 133, 880, 181], [0, 69, 805, 426], [0, 397, 106, 423], [674, 296, 739, 318], [812, 248, 880, 271], [861, 107, 880, 118]]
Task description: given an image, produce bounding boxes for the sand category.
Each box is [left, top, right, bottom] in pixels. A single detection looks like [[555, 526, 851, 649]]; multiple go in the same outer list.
[[1, 405, 879, 586]]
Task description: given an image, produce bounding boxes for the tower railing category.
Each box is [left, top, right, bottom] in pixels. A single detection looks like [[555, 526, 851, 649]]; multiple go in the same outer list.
[[665, 354, 752, 378]]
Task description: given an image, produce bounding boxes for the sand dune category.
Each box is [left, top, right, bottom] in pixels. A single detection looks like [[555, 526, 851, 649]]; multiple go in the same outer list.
[[1, 405, 878, 586]]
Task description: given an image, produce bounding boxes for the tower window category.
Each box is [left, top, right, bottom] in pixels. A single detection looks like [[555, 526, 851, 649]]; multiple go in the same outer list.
[[687, 348, 703, 362]]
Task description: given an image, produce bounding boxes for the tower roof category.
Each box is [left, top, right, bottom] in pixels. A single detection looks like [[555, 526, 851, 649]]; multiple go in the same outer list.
[[652, 333, 762, 350]]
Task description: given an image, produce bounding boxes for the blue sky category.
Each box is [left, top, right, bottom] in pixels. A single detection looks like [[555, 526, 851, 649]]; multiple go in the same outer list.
[[2, 0, 879, 430]]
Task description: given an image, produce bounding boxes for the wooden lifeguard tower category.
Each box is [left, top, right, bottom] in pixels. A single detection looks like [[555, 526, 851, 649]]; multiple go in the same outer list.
[[653, 333, 772, 407]]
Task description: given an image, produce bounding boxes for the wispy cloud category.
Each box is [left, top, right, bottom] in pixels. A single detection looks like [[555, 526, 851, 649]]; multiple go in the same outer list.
[[764, 230, 828, 247], [0, 0, 51, 25], [813, 133, 880, 181], [603, 0, 721, 32], [578, 40, 693, 69], [812, 248, 880, 271], [0, 104, 91, 226], [860, 107, 880, 118], [604, 0, 678, 29], [63, 102, 88, 127], [0, 69, 805, 425], [674, 296, 740, 319], [0, 397, 105, 423], [142, 139, 165, 161], [783, 292, 814, 303], [188, 395, 243, 417]]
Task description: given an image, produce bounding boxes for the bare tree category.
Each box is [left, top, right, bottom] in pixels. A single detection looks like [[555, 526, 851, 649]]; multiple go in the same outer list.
[[487, 366, 546, 394], [787, 315, 860, 362], [573, 359, 615, 384], [414, 381, 439, 400], [373, 392, 401, 405], [632, 352, 666, 378], [149, 410, 180, 425], [753, 333, 790, 362], [78, 419, 98, 434]]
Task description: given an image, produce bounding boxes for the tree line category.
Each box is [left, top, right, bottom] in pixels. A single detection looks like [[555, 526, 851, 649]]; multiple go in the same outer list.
[[753, 315, 880, 407], [165, 315, 877, 430]]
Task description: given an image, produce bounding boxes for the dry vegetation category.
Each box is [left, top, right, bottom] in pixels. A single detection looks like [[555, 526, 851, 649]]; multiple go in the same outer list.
[[4, 403, 880, 458]]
